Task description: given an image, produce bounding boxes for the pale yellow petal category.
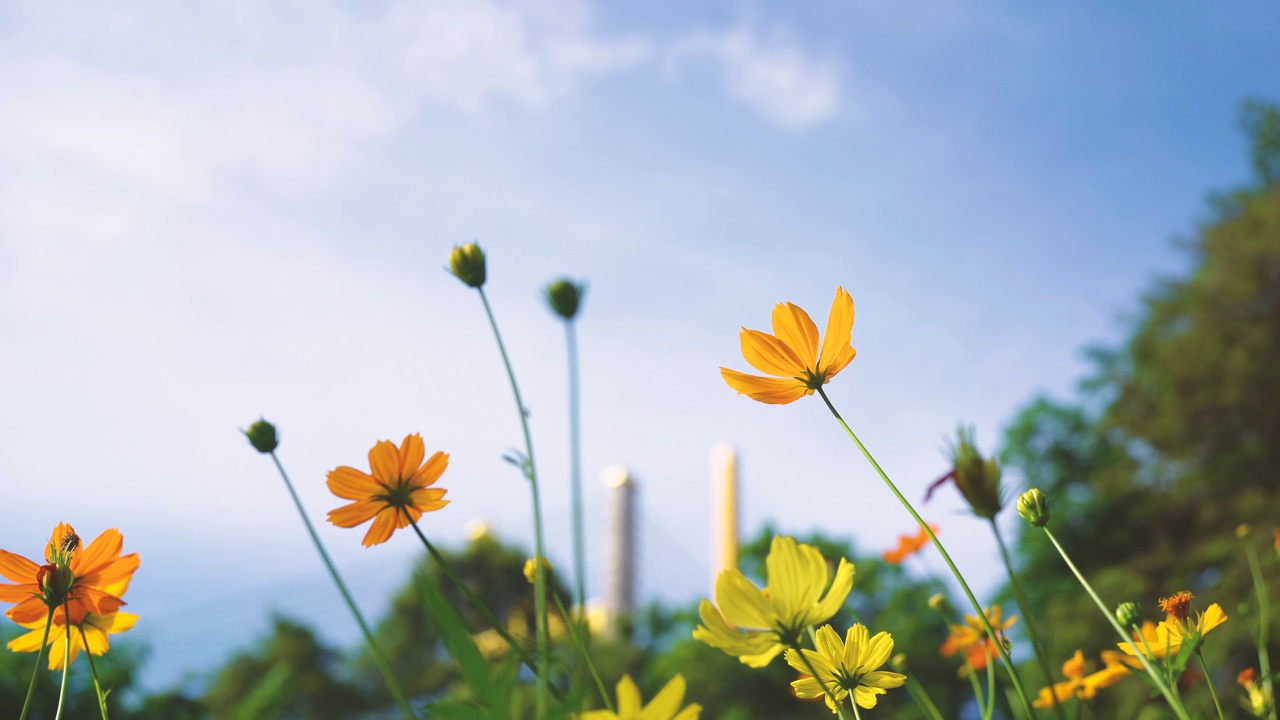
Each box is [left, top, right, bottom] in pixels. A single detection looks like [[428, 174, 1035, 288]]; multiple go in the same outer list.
[[860, 670, 906, 689], [810, 558, 855, 626], [817, 287, 854, 376], [860, 631, 895, 674], [640, 675, 685, 720], [720, 368, 809, 404], [714, 569, 775, 630], [852, 685, 884, 709], [771, 302, 819, 368], [670, 704, 702, 720]]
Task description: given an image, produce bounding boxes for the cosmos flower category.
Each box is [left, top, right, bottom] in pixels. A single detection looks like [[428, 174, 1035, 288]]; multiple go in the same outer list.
[[578, 675, 701, 720], [327, 434, 450, 547], [0, 524, 139, 625], [786, 623, 906, 712]]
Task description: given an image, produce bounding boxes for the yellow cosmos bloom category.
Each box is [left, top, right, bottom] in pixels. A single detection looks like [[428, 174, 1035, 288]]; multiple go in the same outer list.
[[694, 536, 855, 667], [327, 434, 450, 547], [0, 524, 139, 625], [720, 287, 856, 404], [8, 602, 138, 670], [1118, 602, 1227, 658], [578, 674, 701, 720], [786, 623, 906, 712]]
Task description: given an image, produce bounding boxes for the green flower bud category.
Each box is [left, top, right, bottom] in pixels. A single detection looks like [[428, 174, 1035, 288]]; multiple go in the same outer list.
[[243, 418, 279, 454], [449, 242, 487, 288], [928, 593, 952, 615], [1016, 488, 1049, 527], [890, 652, 908, 672], [1115, 602, 1141, 629], [544, 278, 585, 320], [945, 426, 1004, 519]]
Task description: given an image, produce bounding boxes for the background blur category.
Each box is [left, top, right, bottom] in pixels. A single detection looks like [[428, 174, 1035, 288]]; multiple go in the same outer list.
[[2, 1, 1280, 717]]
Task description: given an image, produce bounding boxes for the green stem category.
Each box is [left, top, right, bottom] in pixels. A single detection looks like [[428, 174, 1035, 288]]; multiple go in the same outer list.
[[54, 600, 70, 720], [848, 694, 863, 720], [551, 585, 613, 713], [800, 627, 853, 720], [816, 387, 1037, 718], [1197, 650, 1227, 720], [966, 661, 988, 718], [905, 676, 945, 720], [477, 287, 550, 719], [18, 605, 55, 720], [1040, 527, 1189, 720], [267, 451, 416, 720], [81, 627, 110, 720], [565, 320, 587, 615], [992, 520, 1067, 720], [984, 644, 996, 720], [1244, 540, 1277, 720]]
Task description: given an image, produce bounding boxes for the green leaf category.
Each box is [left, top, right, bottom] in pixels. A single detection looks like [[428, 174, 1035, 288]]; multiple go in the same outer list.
[[416, 570, 493, 700]]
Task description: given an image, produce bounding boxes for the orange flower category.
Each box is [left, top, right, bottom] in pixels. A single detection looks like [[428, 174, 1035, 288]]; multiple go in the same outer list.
[[882, 524, 939, 564], [941, 606, 1017, 673], [327, 434, 450, 547], [1033, 650, 1139, 708], [0, 524, 139, 625], [8, 602, 137, 670], [721, 287, 856, 404]]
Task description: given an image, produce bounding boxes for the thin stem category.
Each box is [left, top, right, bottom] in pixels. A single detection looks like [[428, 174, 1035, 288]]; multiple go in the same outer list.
[[54, 600, 70, 720], [992, 519, 1067, 720], [267, 451, 416, 720], [816, 387, 1036, 718], [550, 585, 613, 713], [984, 645, 996, 720], [966, 661, 988, 719], [1244, 540, 1277, 720], [1197, 650, 1227, 720], [566, 320, 587, 615], [81, 627, 110, 720], [904, 676, 945, 720], [1040, 527, 1189, 720], [18, 605, 55, 720], [848, 694, 863, 720], [477, 287, 550, 719]]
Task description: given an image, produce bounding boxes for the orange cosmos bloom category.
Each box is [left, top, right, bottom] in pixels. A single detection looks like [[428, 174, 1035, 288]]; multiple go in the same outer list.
[[0, 524, 139, 625], [941, 605, 1017, 673], [8, 600, 137, 670], [721, 287, 856, 404], [1033, 650, 1139, 708], [327, 434, 450, 547], [882, 524, 939, 564]]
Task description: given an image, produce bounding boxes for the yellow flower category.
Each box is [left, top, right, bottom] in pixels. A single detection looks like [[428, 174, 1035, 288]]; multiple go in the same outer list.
[[1033, 650, 1138, 708], [578, 674, 701, 720], [326, 434, 450, 547], [7, 604, 138, 670], [786, 623, 906, 712], [1118, 597, 1227, 658], [720, 287, 856, 404], [940, 606, 1017, 673], [694, 536, 855, 667]]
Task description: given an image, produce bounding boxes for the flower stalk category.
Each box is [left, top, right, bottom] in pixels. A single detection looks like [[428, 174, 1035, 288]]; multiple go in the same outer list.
[[1244, 535, 1278, 720], [54, 600, 70, 720], [18, 605, 55, 720], [816, 386, 1037, 718], [991, 519, 1066, 720], [82, 627, 111, 720]]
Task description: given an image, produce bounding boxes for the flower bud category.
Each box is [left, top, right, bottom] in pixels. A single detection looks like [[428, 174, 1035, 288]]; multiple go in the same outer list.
[[1016, 489, 1049, 527], [243, 418, 279, 453], [1115, 602, 1141, 628], [524, 556, 553, 585], [449, 243, 487, 288], [544, 278, 585, 320], [928, 593, 952, 615], [36, 563, 75, 606], [890, 653, 908, 672], [1236, 523, 1252, 539], [945, 426, 1004, 519]]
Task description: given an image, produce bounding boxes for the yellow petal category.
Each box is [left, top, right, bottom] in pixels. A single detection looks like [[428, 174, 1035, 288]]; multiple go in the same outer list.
[[720, 368, 808, 404], [861, 631, 895, 674], [739, 329, 806, 378], [640, 675, 685, 720], [813, 625, 844, 661], [811, 558, 855, 627], [615, 675, 642, 716], [1198, 603, 1227, 635], [671, 705, 702, 720], [853, 685, 885, 709], [771, 302, 819, 368], [714, 569, 775, 630], [817, 287, 854, 376]]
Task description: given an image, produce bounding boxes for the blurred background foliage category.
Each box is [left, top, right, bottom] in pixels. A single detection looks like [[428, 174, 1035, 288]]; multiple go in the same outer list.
[[2, 101, 1278, 718]]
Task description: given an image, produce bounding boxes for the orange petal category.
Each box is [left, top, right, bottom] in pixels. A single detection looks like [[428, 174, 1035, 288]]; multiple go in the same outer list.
[[0, 583, 38, 602], [398, 434, 425, 479], [73, 529, 123, 578], [328, 499, 383, 528], [409, 487, 449, 512], [7, 597, 52, 624], [327, 466, 378, 500], [720, 368, 808, 404], [78, 553, 139, 592], [822, 346, 857, 383], [362, 507, 400, 547], [368, 440, 401, 485], [410, 451, 449, 488], [0, 549, 39, 584], [76, 586, 125, 616], [45, 523, 76, 563], [817, 287, 854, 375], [740, 329, 805, 378], [771, 302, 819, 368]]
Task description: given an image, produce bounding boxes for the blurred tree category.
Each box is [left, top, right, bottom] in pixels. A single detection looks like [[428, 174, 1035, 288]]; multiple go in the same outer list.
[[1001, 99, 1280, 717]]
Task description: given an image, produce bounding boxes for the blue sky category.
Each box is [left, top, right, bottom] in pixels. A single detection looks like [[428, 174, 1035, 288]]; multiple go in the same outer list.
[[2, 0, 1278, 692]]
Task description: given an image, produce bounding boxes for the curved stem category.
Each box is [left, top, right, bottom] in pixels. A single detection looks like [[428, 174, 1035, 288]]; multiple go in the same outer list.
[[905, 675, 945, 720], [984, 645, 996, 720], [966, 661, 988, 718], [477, 287, 550, 719], [54, 600, 70, 720], [550, 585, 613, 713], [816, 387, 1036, 718], [1196, 650, 1226, 720], [18, 605, 55, 720], [81, 627, 110, 720], [1244, 540, 1277, 720], [565, 320, 587, 615], [1040, 527, 1189, 720], [992, 519, 1067, 720], [267, 451, 416, 720]]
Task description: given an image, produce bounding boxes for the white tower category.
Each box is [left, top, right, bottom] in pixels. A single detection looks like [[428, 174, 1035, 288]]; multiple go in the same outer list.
[[603, 465, 636, 621], [710, 443, 739, 596]]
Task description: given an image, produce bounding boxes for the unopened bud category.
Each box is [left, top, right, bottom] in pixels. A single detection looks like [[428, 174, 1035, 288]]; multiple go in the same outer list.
[[243, 418, 279, 453], [524, 556, 553, 585], [890, 653, 908, 672], [946, 426, 1004, 519], [1237, 523, 1252, 540], [36, 563, 75, 605], [544, 278, 586, 320], [928, 594, 952, 615], [1016, 489, 1049, 527], [449, 242, 487, 288], [1115, 602, 1141, 628]]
